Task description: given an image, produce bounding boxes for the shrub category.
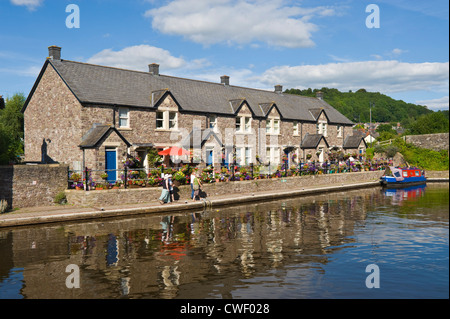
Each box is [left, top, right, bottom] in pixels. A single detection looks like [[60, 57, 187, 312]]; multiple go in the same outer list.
[[385, 145, 399, 158], [0, 199, 9, 214], [54, 191, 67, 205]]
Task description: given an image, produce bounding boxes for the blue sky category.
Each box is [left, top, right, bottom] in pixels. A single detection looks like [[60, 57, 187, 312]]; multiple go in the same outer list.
[[1, 0, 448, 111]]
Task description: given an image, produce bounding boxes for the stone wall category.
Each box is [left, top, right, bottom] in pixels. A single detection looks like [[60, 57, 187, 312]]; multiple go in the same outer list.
[[65, 170, 386, 207], [0, 164, 68, 209], [23, 63, 84, 166], [404, 133, 449, 152]]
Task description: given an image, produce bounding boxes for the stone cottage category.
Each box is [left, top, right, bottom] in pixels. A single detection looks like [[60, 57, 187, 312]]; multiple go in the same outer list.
[[22, 46, 355, 178]]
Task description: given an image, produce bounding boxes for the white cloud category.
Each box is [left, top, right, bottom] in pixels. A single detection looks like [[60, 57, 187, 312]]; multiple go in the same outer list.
[[0, 66, 40, 77], [416, 96, 449, 111], [391, 48, 406, 56], [145, 0, 342, 48], [257, 60, 449, 94], [86, 45, 186, 71], [10, 0, 43, 10]]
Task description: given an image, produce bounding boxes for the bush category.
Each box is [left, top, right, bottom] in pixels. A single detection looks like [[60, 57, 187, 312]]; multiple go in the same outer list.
[[392, 139, 449, 171], [373, 145, 385, 154], [54, 191, 67, 205], [385, 145, 400, 158], [0, 199, 9, 214]]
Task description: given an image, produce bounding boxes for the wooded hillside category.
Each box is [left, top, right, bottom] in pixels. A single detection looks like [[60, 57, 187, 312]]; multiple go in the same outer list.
[[285, 87, 433, 124]]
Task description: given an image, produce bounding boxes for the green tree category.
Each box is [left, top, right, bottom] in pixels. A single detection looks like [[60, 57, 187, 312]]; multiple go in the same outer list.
[[0, 123, 16, 164], [408, 112, 449, 135], [0, 93, 25, 164], [0, 93, 25, 141]]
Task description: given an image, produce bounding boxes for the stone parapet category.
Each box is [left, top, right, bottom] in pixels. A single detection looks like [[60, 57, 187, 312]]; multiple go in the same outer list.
[[66, 170, 386, 207], [0, 164, 69, 209]]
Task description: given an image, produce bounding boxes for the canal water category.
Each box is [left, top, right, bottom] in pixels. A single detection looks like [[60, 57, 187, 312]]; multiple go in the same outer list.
[[0, 184, 448, 299]]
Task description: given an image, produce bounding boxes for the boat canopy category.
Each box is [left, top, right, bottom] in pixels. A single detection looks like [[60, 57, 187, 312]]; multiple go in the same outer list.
[[387, 166, 404, 182]]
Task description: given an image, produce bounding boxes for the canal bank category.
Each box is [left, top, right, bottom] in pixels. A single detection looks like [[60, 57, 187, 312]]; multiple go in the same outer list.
[[1, 174, 448, 228]]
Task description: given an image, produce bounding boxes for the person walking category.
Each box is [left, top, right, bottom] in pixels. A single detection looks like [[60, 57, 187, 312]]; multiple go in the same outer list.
[[159, 175, 171, 204], [192, 172, 202, 201], [190, 169, 196, 200], [168, 174, 175, 202]]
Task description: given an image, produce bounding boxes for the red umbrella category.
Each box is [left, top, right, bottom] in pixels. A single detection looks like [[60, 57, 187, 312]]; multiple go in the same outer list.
[[158, 146, 191, 156]]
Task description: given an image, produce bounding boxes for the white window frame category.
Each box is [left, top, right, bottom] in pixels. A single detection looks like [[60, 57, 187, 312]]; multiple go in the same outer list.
[[265, 146, 280, 164], [156, 110, 178, 130], [245, 147, 252, 165], [118, 108, 129, 128], [337, 125, 342, 137], [169, 111, 178, 129], [235, 117, 241, 132], [235, 147, 242, 164], [273, 147, 280, 164], [209, 115, 218, 132], [156, 111, 164, 129], [317, 120, 327, 137], [236, 116, 252, 133], [266, 118, 281, 135], [293, 121, 299, 135], [273, 119, 280, 134], [244, 117, 251, 133]]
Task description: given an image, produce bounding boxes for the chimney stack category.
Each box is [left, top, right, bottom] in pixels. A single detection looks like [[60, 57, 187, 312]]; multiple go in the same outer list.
[[221, 75, 230, 86], [48, 45, 61, 61], [0, 95, 5, 110], [274, 84, 283, 94], [316, 91, 323, 100], [148, 63, 159, 75]]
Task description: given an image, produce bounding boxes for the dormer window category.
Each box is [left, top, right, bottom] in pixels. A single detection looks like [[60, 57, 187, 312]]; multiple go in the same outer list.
[[337, 125, 343, 137], [293, 121, 299, 135], [156, 110, 178, 130], [209, 115, 218, 131], [266, 118, 280, 135], [316, 121, 327, 137], [169, 112, 177, 129], [236, 116, 251, 133]]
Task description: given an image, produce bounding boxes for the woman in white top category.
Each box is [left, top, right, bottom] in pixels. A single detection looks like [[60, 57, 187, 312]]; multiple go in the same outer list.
[[190, 170, 196, 200]]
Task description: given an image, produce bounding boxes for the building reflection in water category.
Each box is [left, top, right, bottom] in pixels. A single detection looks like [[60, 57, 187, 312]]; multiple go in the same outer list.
[[0, 186, 434, 299]]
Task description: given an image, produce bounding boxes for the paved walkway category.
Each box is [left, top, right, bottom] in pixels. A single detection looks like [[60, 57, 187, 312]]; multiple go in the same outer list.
[[2, 179, 447, 228]]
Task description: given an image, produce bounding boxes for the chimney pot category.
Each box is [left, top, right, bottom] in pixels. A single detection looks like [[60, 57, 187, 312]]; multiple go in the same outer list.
[[274, 85, 283, 94], [48, 46, 61, 61], [221, 75, 230, 85], [149, 63, 159, 75]]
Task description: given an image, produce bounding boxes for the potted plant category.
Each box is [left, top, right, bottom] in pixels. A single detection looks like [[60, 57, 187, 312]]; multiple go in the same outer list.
[[95, 183, 105, 190], [173, 170, 186, 186], [75, 182, 84, 190], [70, 172, 81, 182]]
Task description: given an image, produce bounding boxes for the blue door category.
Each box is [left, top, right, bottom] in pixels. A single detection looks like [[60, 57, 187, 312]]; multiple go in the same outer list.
[[206, 149, 213, 166], [105, 149, 117, 182]]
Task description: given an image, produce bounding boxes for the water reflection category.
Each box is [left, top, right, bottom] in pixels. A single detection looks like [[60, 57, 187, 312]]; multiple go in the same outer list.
[[384, 184, 426, 206], [0, 184, 448, 299]]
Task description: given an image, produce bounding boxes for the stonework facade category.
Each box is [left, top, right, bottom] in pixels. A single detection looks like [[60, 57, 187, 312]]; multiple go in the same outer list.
[[22, 46, 361, 176]]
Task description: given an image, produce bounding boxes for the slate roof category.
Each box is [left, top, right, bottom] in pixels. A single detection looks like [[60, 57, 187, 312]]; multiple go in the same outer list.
[[343, 135, 367, 149], [300, 133, 329, 149], [79, 124, 131, 149], [25, 58, 354, 125]]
